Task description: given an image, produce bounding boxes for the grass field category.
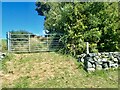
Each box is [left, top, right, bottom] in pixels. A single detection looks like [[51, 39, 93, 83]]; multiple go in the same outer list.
[[0, 52, 119, 88], [1, 39, 7, 52]]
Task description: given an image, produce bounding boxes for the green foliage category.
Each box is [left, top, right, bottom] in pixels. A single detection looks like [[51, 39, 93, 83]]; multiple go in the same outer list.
[[36, 2, 120, 55], [2, 39, 7, 52]]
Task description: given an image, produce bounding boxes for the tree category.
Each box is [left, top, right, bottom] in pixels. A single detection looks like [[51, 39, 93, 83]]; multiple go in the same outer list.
[[36, 1, 120, 56]]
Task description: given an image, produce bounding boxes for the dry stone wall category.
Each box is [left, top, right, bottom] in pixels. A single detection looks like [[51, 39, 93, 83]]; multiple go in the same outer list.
[[78, 52, 120, 72]]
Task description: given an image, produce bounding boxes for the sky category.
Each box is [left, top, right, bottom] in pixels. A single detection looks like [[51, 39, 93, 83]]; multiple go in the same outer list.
[[2, 2, 45, 39], [0, 2, 2, 40]]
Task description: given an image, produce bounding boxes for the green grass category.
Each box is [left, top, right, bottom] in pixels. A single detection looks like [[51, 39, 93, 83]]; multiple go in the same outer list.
[[1, 52, 119, 88], [1, 39, 7, 52]]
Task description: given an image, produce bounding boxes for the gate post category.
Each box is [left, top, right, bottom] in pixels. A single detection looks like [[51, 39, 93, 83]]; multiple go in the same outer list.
[[86, 42, 89, 54], [7, 32, 11, 52]]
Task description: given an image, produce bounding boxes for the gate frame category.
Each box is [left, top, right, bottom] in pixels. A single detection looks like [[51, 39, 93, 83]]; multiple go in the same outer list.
[[7, 32, 62, 53]]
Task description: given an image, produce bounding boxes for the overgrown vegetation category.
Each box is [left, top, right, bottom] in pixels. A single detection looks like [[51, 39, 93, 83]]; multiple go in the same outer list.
[[36, 2, 120, 56], [2, 39, 7, 52], [1, 52, 118, 88]]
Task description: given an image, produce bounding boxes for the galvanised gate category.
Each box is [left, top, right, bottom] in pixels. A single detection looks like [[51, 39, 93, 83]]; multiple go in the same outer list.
[[7, 32, 63, 52]]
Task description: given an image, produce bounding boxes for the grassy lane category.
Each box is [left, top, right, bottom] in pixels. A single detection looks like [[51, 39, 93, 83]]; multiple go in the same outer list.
[[1, 52, 119, 88]]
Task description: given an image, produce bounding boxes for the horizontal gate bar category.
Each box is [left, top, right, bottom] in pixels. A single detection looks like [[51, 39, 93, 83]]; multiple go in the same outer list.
[[10, 38, 29, 40]]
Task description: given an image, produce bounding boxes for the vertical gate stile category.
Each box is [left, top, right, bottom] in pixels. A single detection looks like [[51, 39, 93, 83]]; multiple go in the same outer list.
[[47, 34, 48, 51], [29, 34, 31, 52], [10, 32, 11, 52]]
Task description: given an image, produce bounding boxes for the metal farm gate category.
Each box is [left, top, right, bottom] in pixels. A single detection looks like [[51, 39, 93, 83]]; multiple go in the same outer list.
[[7, 32, 63, 52]]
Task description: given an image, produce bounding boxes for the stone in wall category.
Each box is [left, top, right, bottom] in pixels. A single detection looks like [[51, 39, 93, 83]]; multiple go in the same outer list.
[[78, 52, 120, 72]]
